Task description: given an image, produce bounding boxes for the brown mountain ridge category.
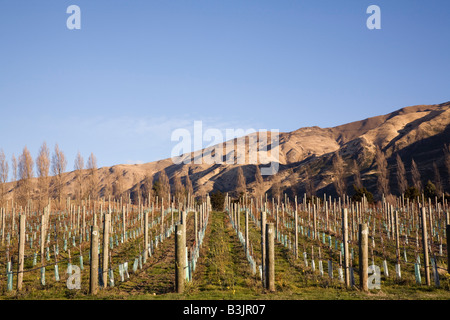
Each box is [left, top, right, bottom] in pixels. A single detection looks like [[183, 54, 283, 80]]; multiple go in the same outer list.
[[5, 101, 450, 202]]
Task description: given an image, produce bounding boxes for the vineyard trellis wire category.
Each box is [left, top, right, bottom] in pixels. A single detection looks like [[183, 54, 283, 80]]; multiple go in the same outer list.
[[223, 192, 449, 291], [1, 194, 212, 294], [0, 190, 449, 296]]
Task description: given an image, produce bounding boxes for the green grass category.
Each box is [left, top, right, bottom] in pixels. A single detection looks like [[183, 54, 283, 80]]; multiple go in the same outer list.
[[1, 210, 449, 300]]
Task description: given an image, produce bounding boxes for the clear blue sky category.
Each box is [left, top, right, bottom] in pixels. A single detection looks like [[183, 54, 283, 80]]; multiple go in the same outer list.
[[0, 0, 449, 176]]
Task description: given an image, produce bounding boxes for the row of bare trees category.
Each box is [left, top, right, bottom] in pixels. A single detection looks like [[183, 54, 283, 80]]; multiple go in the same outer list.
[[103, 167, 195, 206], [234, 142, 450, 202], [330, 144, 450, 199], [2, 141, 448, 208], [0, 143, 98, 209], [152, 170, 194, 203], [72, 149, 99, 204], [0, 142, 202, 210]]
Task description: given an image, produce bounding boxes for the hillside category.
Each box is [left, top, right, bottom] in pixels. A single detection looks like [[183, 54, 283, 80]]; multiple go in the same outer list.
[[5, 101, 450, 201]]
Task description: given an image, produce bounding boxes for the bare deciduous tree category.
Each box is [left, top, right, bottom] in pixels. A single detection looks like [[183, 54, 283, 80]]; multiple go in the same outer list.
[[173, 174, 185, 201], [433, 162, 443, 196], [185, 174, 193, 197], [157, 170, 170, 201], [332, 151, 346, 198], [411, 159, 422, 193], [0, 149, 9, 205], [36, 142, 50, 210], [444, 144, 450, 187], [271, 174, 281, 201], [351, 159, 362, 190], [254, 166, 264, 199], [195, 183, 207, 200], [51, 144, 67, 206], [74, 151, 84, 202], [396, 154, 407, 196], [304, 166, 316, 197], [235, 166, 246, 197], [284, 168, 298, 199], [140, 172, 153, 202], [375, 146, 390, 197], [18, 146, 34, 206], [131, 173, 140, 204], [86, 153, 98, 200]]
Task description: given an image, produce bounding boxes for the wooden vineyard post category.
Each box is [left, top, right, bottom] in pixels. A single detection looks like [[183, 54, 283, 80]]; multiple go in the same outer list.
[[421, 207, 431, 286], [182, 211, 187, 237], [295, 204, 299, 260], [90, 224, 99, 294], [17, 214, 26, 291], [201, 203, 204, 233], [245, 208, 249, 253], [77, 206, 81, 236], [194, 209, 198, 246], [122, 206, 126, 243], [161, 198, 165, 239], [313, 205, 317, 240], [175, 224, 186, 293], [342, 208, 350, 288], [11, 207, 15, 243], [1, 208, 4, 246], [232, 204, 236, 230], [40, 210, 47, 273], [40, 209, 48, 286], [359, 223, 368, 292], [447, 211, 450, 274], [82, 206, 86, 241], [428, 200, 433, 241], [237, 204, 240, 235], [261, 210, 266, 287], [394, 210, 400, 264], [144, 209, 149, 262], [275, 205, 279, 241], [394, 210, 401, 278], [102, 212, 111, 288], [170, 204, 174, 231], [266, 223, 275, 292]]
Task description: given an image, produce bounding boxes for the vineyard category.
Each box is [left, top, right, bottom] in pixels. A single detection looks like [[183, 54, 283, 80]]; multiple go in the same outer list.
[[0, 193, 449, 300]]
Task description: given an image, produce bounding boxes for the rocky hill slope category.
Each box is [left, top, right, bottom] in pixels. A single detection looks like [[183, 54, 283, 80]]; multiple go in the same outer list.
[[7, 101, 450, 201]]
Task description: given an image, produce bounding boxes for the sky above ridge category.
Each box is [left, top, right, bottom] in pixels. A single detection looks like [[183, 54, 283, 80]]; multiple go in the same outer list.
[[0, 0, 449, 174]]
